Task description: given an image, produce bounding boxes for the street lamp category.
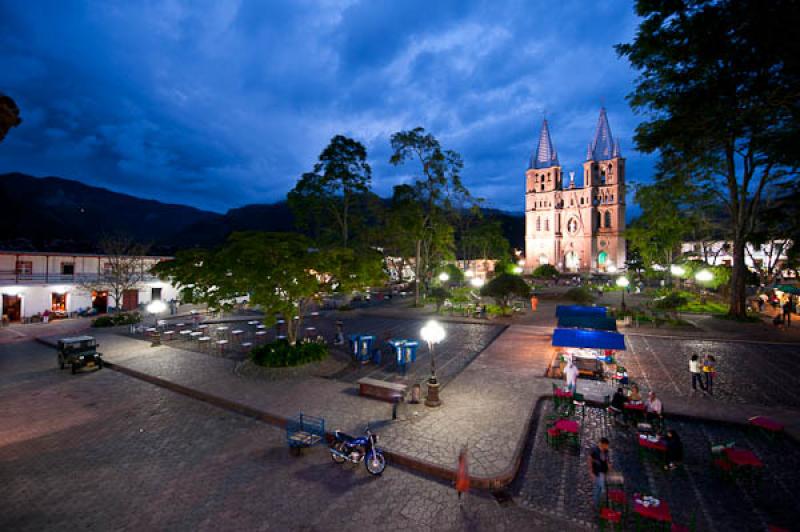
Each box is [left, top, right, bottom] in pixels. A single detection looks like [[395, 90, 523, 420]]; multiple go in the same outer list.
[[470, 277, 485, 288], [607, 264, 618, 274], [464, 270, 474, 278], [438, 271, 450, 283], [695, 269, 713, 303], [513, 266, 523, 274], [420, 320, 446, 407], [616, 276, 630, 310]]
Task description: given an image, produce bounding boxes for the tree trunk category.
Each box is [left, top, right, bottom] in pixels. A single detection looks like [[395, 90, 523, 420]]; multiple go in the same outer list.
[[728, 236, 748, 318], [415, 239, 422, 307]]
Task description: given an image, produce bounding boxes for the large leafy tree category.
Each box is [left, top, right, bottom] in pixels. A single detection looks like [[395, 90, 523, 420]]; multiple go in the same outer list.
[[152, 248, 238, 313], [0, 94, 22, 142], [389, 127, 465, 305], [617, 0, 800, 318], [288, 135, 371, 247], [480, 273, 531, 314]]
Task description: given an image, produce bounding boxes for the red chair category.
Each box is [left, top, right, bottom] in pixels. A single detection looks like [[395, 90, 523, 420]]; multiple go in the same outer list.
[[599, 507, 622, 531]]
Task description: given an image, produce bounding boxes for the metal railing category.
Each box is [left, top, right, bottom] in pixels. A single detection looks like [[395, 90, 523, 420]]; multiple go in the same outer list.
[[0, 272, 161, 285]]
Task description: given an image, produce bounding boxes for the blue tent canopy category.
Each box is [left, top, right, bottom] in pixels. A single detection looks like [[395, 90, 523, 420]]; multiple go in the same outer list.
[[558, 315, 617, 331], [552, 328, 626, 350], [556, 305, 607, 318]]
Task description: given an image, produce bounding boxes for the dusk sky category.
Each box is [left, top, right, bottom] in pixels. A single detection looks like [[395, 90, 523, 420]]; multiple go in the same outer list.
[[0, 0, 653, 214]]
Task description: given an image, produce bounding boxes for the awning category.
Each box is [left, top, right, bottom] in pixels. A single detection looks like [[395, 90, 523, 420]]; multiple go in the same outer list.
[[775, 285, 800, 295], [556, 305, 608, 318], [552, 328, 626, 350], [558, 315, 617, 331]]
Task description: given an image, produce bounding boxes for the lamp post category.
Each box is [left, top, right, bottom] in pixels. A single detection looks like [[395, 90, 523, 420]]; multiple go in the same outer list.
[[616, 276, 630, 311], [670, 264, 685, 290], [695, 269, 713, 303], [420, 320, 446, 407]]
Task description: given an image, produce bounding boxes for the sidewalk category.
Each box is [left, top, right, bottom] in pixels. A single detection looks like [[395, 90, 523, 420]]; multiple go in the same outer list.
[[41, 324, 555, 487]]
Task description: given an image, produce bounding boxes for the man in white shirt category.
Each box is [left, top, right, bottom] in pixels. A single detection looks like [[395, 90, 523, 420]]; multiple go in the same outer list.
[[565, 359, 580, 394]]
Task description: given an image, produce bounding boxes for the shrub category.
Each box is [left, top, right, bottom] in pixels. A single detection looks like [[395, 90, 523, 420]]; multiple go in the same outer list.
[[565, 287, 595, 304], [532, 264, 559, 279], [429, 286, 450, 312], [653, 292, 689, 312], [91, 312, 141, 328], [250, 339, 328, 368]]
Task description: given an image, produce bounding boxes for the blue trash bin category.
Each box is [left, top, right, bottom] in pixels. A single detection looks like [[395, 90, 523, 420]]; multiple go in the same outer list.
[[357, 335, 374, 363], [404, 341, 419, 363]]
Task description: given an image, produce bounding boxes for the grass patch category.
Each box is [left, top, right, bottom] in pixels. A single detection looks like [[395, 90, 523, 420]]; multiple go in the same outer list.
[[250, 339, 328, 367]]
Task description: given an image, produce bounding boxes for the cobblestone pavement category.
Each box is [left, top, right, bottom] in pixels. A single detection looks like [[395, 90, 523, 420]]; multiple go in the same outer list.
[[0, 340, 565, 531], [620, 335, 800, 408], [516, 402, 800, 531], [59, 322, 553, 479]]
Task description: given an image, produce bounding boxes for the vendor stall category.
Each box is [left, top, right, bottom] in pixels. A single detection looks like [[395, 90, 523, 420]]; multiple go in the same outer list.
[[552, 327, 626, 380], [556, 305, 608, 318]]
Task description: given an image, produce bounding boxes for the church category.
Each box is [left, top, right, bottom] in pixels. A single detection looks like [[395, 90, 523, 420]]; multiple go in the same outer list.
[[524, 108, 626, 273]]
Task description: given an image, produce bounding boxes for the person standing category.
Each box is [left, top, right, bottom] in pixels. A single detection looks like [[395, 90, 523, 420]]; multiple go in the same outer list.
[[565, 359, 579, 394], [690, 354, 706, 394], [455, 446, 469, 503], [703, 355, 716, 396], [783, 299, 792, 327], [588, 437, 611, 509], [664, 430, 683, 470]]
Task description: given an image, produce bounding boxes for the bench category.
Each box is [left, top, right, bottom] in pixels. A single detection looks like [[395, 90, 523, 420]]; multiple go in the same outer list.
[[357, 377, 407, 402], [286, 413, 325, 454]]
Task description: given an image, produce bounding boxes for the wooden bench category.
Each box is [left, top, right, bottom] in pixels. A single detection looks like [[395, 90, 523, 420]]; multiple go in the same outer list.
[[357, 377, 407, 402]]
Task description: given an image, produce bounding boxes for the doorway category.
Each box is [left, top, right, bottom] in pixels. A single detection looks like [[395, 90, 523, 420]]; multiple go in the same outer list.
[[122, 289, 139, 311], [3, 294, 21, 322], [91, 291, 108, 314], [51, 292, 67, 312]]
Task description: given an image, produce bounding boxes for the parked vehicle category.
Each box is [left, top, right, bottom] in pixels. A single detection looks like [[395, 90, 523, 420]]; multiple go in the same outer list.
[[329, 424, 386, 476], [57, 336, 103, 374]]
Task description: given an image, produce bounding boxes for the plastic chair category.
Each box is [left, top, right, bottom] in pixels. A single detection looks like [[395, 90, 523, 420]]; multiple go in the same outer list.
[[599, 507, 622, 531]]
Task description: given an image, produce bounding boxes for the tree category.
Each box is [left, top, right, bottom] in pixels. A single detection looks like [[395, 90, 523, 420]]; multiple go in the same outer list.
[[288, 135, 371, 248], [79, 236, 149, 312], [389, 127, 466, 305], [617, 0, 800, 318], [152, 248, 238, 313], [0, 94, 22, 142], [429, 286, 450, 313], [480, 273, 530, 314], [461, 219, 510, 263], [532, 264, 559, 279]]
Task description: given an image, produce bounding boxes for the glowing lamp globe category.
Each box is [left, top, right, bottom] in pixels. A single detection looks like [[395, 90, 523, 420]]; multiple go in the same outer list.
[[147, 300, 167, 314], [695, 270, 713, 283], [670, 265, 685, 277], [438, 272, 450, 282], [420, 320, 446, 345], [470, 277, 485, 288], [513, 266, 523, 274], [616, 276, 630, 288]]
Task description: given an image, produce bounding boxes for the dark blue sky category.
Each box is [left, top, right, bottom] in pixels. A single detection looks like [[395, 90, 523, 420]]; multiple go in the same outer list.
[[0, 0, 653, 214]]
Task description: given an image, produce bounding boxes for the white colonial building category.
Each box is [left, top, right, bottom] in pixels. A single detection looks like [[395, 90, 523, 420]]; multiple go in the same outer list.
[[0, 251, 179, 322], [680, 240, 795, 278]]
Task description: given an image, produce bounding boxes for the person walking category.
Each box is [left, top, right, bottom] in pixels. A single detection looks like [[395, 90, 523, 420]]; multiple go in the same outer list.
[[565, 359, 579, 394], [703, 355, 716, 396], [588, 437, 611, 509], [664, 430, 683, 471], [690, 354, 706, 394], [455, 446, 469, 503]]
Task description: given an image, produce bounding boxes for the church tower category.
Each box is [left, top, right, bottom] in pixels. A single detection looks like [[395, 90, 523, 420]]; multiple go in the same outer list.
[[524, 108, 626, 273], [524, 119, 562, 271], [582, 108, 626, 272]]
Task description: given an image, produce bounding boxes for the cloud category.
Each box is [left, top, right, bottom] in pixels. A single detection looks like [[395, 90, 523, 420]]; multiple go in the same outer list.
[[0, 0, 653, 214]]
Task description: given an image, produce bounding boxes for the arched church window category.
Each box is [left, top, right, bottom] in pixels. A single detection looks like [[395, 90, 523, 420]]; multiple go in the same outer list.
[[541, 184, 545, 191], [545, 219, 549, 231], [600, 171, 606, 185], [604, 211, 612, 228], [536, 217, 541, 231], [596, 211, 601, 230]]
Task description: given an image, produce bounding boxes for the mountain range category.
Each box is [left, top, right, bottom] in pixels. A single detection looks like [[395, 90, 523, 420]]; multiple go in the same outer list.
[[0, 173, 523, 254]]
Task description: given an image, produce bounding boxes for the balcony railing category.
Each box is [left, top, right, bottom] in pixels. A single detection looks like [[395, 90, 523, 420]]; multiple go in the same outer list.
[[0, 272, 161, 285]]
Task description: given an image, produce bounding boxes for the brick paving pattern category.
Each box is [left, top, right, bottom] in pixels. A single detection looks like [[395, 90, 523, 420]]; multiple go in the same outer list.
[[0, 340, 565, 531], [516, 402, 800, 531]]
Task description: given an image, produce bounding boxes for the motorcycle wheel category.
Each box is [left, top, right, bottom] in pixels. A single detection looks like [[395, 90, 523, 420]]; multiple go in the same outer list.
[[330, 443, 346, 464], [365, 451, 386, 476]]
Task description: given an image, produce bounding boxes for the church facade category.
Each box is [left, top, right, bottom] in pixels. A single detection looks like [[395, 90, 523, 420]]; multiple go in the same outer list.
[[524, 108, 626, 273]]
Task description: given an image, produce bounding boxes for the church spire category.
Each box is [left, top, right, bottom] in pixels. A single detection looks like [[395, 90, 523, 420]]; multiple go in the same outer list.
[[587, 107, 618, 161], [530, 119, 559, 169]]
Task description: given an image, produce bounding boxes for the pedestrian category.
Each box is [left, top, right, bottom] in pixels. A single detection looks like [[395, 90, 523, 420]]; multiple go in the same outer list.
[[588, 437, 611, 509], [783, 299, 792, 327], [565, 359, 579, 394], [690, 354, 706, 394], [758, 296, 765, 312], [455, 446, 469, 503], [703, 355, 716, 396], [664, 429, 683, 470], [333, 320, 344, 345]]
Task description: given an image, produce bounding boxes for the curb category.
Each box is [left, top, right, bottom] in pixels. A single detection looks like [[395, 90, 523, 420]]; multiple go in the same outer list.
[[101, 358, 535, 490]]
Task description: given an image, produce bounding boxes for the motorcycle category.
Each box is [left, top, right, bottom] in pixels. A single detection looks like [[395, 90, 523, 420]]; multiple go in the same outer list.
[[329, 424, 386, 476]]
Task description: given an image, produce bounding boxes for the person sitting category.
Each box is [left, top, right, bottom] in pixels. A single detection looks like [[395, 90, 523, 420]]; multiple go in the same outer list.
[[664, 429, 683, 470], [609, 387, 627, 424], [628, 384, 642, 403], [646, 391, 664, 430]]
